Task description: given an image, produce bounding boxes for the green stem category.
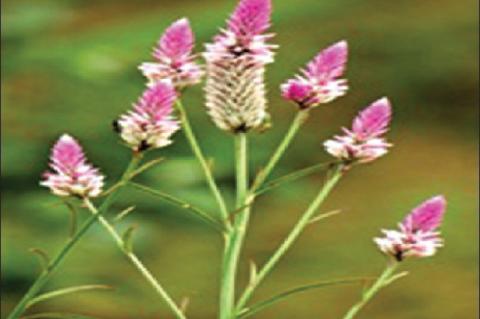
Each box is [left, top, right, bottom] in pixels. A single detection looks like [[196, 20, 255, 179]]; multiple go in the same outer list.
[[7, 154, 142, 319], [235, 165, 344, 312], [251, 110, 309, 193], [342, 262, 400, 319], [220, 134, 249, 319], [175, 100, 230, 228], [83, 199, 186, 319]]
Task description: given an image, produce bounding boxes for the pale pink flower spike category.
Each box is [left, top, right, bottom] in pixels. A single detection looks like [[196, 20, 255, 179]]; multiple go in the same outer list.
[[204, 0, 277, 132], [374, 195, 447, 261], [41, 134, 104, 198], [281, 40, 348, 109], [324, 97, 392, 163], [139, 18, 203, 89], [115, 82, 180, 152]]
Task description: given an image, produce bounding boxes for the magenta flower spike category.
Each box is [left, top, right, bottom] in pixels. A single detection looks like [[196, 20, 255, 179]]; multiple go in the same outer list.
[[204, 0, 277, 133], [281, 41, 348, 109], [40, 134, 104, 198], [115, 82, 180, 152], [374, 196, 447, 261], [324, 97, 392, 163], [139, 18, 203, 89]]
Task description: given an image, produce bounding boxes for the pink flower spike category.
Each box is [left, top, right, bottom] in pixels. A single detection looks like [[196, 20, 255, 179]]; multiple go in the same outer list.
[[306, 40, 348, 80], [402, 195, 447, 233], [281, 41, 348, 109], [115, 82, 180, 152], [40, 134, 104, 198], [324, 97, 392, 164], [203, 0, 276, 132], [139, 18, 203, 89], [228, 0, 272, 37], [352, 97, 392, 139], [374, 195, 447, 261], [154, 18, 194, 62]]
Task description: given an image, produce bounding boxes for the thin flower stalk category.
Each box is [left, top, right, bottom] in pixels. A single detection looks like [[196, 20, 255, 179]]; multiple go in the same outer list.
[[83, 199, 187, 319], [342, 262, 400, 319], [236, 164, 344, 313], [220, 133, 249, 319], [175, 99, 231, 227], [7, 155, 141, 319]]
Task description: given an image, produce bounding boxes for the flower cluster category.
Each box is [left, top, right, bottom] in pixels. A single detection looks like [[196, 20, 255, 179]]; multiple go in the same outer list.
[[281, 41, 348, 109], [204, 0, 277, 133], [139, 18, 203, 89], [324, 97, 392, 163], [41, 134, 104, 198], [375, 196, 447, 260], [115, 82, 180, 152]]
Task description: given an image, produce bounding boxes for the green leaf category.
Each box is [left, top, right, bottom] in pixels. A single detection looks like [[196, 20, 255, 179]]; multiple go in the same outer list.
[[29, 248, 50, 272], [255, 161, 337, 196], [25, 285, 112, 309], [113, 206, 136, 224], [383, 271, 409, 287], [63, 200, 79, 238], [127, 157, 165, 179], [122, 225, 138, 253], [21, 313, 105, 319], [308, 209, 342, 225], [237, 277, 373, 319], [129, 182, 225, 232]]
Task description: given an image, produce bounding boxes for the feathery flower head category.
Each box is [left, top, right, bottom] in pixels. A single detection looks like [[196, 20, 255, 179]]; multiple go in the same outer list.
[[40, 134, 104, 198], [324, 97, 392, 163], [281, 41, 348, 109], [115, 82, 180, 152], [204, 0, 276, 133], [139, 18, 203, 89], [374, 196, 447, 261]]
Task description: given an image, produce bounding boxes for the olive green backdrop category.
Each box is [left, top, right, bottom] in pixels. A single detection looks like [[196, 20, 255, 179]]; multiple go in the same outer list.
[[1, 0, 478, 318]]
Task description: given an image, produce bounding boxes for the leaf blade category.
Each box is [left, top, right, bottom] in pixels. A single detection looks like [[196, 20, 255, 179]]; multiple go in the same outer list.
[[25, 285, 113, 309]]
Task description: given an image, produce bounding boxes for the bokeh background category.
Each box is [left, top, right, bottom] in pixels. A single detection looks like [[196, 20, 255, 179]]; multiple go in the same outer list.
[[1, 0, 478, 318]]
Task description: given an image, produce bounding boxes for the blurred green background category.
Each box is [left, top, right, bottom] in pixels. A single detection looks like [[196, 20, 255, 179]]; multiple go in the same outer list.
[[1, 0, 478, 318]]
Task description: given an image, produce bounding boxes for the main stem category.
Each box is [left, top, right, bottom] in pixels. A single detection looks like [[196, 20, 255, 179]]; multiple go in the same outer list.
[[251, 110, 309, 192], [236, 165, 344, 312], [83, 199, 186, 319], [220, 133, 249, 319], [175, 100, 230, 228], [342, 262, 399, 319], [7, 154, 142, 319]]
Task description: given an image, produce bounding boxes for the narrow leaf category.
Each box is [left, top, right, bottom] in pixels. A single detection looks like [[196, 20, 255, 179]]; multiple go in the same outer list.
[[308, 209, 342, 225], [127, 157, 165, 179], [129, 182, 224, 232], [25, 285, 112, 309], [29, 248, 50, 272], [237, 277, 373, 319], [100, 181, 126, 197], [255, 161, 337, 196], [113, 206, 136, 224], [248, 260, 258, 286], [21, 312, 105, 319], [122, 225, 138, 253], [383, 271, 409, 287], [63, 200, 79, 238], [179, 296, 190, 314]]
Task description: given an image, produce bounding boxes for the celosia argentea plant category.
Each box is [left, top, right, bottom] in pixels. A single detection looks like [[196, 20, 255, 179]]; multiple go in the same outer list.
[[7, 1, 447, 318]]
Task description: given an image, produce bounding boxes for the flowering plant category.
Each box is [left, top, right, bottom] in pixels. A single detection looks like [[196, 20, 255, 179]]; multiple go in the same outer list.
[[7, 0, 447, 318]]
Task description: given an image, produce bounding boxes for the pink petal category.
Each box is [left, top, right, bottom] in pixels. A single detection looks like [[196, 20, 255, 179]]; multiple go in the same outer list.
[[352, 97, 392, 139], [52, 134, 85, 169], [135, 82, 177, 121], [228, 0, 272, 37], [403, 195, 447, 232], [154, 18, 194, 61], [306, 40, 348, 80], [281, 79, 314, 104]]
